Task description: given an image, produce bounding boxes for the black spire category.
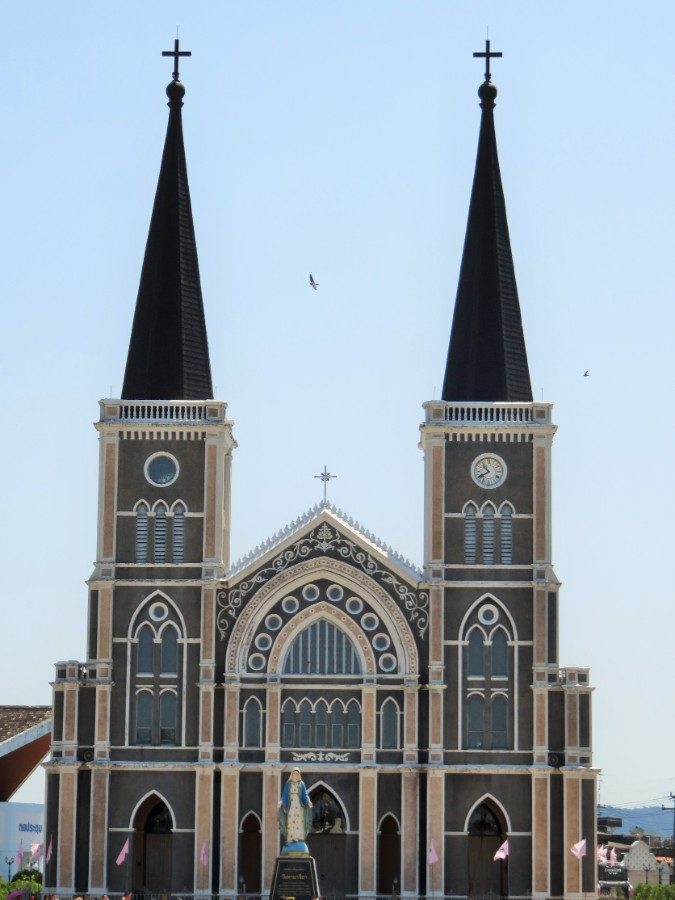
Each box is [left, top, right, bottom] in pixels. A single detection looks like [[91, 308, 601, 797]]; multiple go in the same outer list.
[[441, 43, 532, 403], [122, 42, 213, 401]]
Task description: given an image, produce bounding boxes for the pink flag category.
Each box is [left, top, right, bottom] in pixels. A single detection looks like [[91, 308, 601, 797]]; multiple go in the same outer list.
[[115, 838, 130, 866], [609, 847, 618, 864], [30, 843, 43, 861], [199, 842, 208, 866], [494, 839, 509, 861], [597, 844, 608, 862], [45, 836, 53, 864], [427, 840, 439, 865], [570, 839, 587, 860]]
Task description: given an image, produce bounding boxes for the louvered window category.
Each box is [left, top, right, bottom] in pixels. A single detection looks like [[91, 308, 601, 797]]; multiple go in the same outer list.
[[172, 503, 186, 563], [500, 505, 513, 564], [464, 505, 477, 564], [482, 506, 495, 564], [154, 506, 167, 563], [135, 504, 149, 563], [283, 620, 362, 675]]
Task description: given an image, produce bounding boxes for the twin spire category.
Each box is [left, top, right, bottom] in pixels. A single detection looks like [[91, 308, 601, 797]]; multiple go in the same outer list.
[[121, 40, 532, 404]]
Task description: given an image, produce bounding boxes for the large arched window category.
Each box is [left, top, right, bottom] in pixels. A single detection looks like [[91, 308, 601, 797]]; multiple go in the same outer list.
[[172, 503, 186, 564], [282, 620, 362, 675], [380, 699, 400, 749], [280, 698, 361, 749], [135, 503, 149, 563]]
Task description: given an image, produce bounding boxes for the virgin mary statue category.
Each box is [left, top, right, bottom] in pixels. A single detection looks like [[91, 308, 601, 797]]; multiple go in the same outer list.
[[277, 767, 314, 853]]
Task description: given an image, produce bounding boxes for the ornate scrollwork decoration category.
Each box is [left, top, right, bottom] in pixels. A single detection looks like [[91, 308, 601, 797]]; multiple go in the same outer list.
[[291, 750, 350, 763], [216, 524, 428, 639]]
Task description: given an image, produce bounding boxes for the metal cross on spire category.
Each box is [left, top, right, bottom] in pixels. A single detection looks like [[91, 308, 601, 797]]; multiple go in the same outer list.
[[473, 39, 502, 82], [314, 465, 337, 504], [162, 38, 192, 82]]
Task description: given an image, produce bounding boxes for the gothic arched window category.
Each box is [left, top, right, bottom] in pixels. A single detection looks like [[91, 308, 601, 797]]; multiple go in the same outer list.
[[380, 698, 400, 749], [282, 620, 362, 675], [499, 504, 513, 564], [137, 624, 154, 674], [281, 700, 295, 747], [172, 503, 186, 564], [315, 700, 328, 747], [154, 504, 167, 563], [160, 626, 178, 674], [467, 628, 485, 678], [346, 700, 361, 748], [482, 505, 495, 564], [135, 503, 149, 563], [243, 698, 263, 748], [464, 504, 477, 564]]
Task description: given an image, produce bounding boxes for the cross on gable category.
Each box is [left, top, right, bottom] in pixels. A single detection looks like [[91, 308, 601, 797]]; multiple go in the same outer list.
[[473, 39, 502, 82], [162, 38, 192, 82]]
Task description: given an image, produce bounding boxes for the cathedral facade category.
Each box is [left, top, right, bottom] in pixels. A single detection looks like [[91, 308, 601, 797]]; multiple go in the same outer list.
[[43, 47, 598, 900]]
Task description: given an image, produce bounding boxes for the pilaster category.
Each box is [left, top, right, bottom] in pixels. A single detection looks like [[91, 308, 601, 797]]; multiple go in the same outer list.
[[219, 766, 240, 897], [531, 769, 550, 898], [358, 768, 377, 896], [194, 767, 214, 894], [262, 767, 281, 892], [361, 683, 377, 763], [88, 766, 110, 890], [425, 768, 443, 897], [56, 767, 78, 891], [563, 770, 583, 897]]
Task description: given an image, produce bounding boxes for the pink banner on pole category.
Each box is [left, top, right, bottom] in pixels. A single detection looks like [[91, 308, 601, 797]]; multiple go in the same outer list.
[[570, 839, 587, 860], [494, 839, 509, 861], [115, 838, 130, 866], [427, 840, 439, 865]]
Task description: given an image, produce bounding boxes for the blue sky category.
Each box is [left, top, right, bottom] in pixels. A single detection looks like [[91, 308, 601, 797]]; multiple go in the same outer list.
[[1, 1, 673, 816]]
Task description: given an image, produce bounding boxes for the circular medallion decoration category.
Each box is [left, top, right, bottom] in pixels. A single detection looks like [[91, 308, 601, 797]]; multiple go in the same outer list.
[[248, 653, 266, 671], [144, 452, 179, 487], [478, 604, 499, 626], [372, 632, 391, 652], [361, 613, 379, 632], [379, 653, 397, 673], [302, 584, 320, 602], [471, 453, 507, 489], [326, 584, 344, 603], [345, 597, 364, 615], [265, 614, 283, 631], [149, 602, 168, 622], [281, 596, 300, 614], [254, 633, 273, 651]]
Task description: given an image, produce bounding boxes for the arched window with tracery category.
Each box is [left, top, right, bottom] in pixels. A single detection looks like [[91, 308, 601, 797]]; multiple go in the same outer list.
[[242, 698, 263, 748], [280, 697, 361, 749], [282, 620, 362, 675], [380, 698, 400, 749]]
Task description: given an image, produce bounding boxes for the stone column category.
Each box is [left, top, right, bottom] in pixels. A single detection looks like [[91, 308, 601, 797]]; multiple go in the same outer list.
[[219, 766, 240, 898], [563, 771, 582, 897], [262, 767, 281, 892], [425, 768, 442, 897], [88, 766, 110, 890], [531, 770, 550, 899], [194, 767, 214, 894], [223, 676, 240, 763], [361, 683, 376, 763], [358, 768, 377, 897], [56, 767, 78, 891], [266, 682, 281, 763]]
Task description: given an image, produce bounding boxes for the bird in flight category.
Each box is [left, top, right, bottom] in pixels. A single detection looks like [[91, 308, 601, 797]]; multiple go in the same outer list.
[[309, 274, 319, 290], [583, 371, 589, 377]]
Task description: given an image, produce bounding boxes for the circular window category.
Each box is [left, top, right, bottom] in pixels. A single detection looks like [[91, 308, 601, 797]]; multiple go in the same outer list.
[[302, 584, 320, 602], [144, 453, 179, 487], [265, 614, 283, 631], [254, 633, 273, 651], [281, 596, 299, 614], [326, 584, 344, 603], [379, 653, 397, 673], [149, 602, 168, 622], [361, 613, 379, 632], [478, 604, 499, 625], [372, 632, 391, 651], [248, 653, 266, 671], [345, 597, 364, 615]]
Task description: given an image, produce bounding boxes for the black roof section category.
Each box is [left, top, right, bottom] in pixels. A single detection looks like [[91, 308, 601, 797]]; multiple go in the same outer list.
[[122, 66, 213, 400], [441, 57, 532, 402]]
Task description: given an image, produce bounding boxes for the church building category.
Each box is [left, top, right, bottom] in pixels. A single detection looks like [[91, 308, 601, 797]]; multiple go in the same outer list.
[[44, 42, 598, 899]]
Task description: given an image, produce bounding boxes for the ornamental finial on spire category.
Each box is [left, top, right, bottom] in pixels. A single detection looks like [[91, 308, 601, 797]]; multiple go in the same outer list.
[[162, 37, 191, 83], [473, 38, 502, 83]]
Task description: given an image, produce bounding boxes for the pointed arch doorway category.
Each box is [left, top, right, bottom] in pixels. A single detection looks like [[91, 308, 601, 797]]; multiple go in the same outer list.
[[132, 795, 173, 893], [467, 801, 508, 898], [378, 815, 401, 895], [238, 813, 262, 895], [307, 786, 350, 898]]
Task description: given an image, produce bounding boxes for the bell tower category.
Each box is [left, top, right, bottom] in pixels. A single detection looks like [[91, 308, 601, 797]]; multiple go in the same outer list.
[[44, 43, 235, 897], [420, 44, 596, 899]]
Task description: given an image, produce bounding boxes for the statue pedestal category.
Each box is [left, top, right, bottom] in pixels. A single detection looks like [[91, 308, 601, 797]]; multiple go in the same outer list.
[[270, 853, 320, 899]]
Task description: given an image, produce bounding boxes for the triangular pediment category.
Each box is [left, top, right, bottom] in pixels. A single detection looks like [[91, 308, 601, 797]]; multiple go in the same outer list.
[[226, 502, 421, 588]]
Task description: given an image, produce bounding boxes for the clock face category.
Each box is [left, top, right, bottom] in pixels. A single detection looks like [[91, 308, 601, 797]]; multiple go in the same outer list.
[[471, 454, 507, 489]]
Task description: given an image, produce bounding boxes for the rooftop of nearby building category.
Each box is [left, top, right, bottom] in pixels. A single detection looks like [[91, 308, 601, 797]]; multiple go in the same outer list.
[[0, 706, 51, 800]]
